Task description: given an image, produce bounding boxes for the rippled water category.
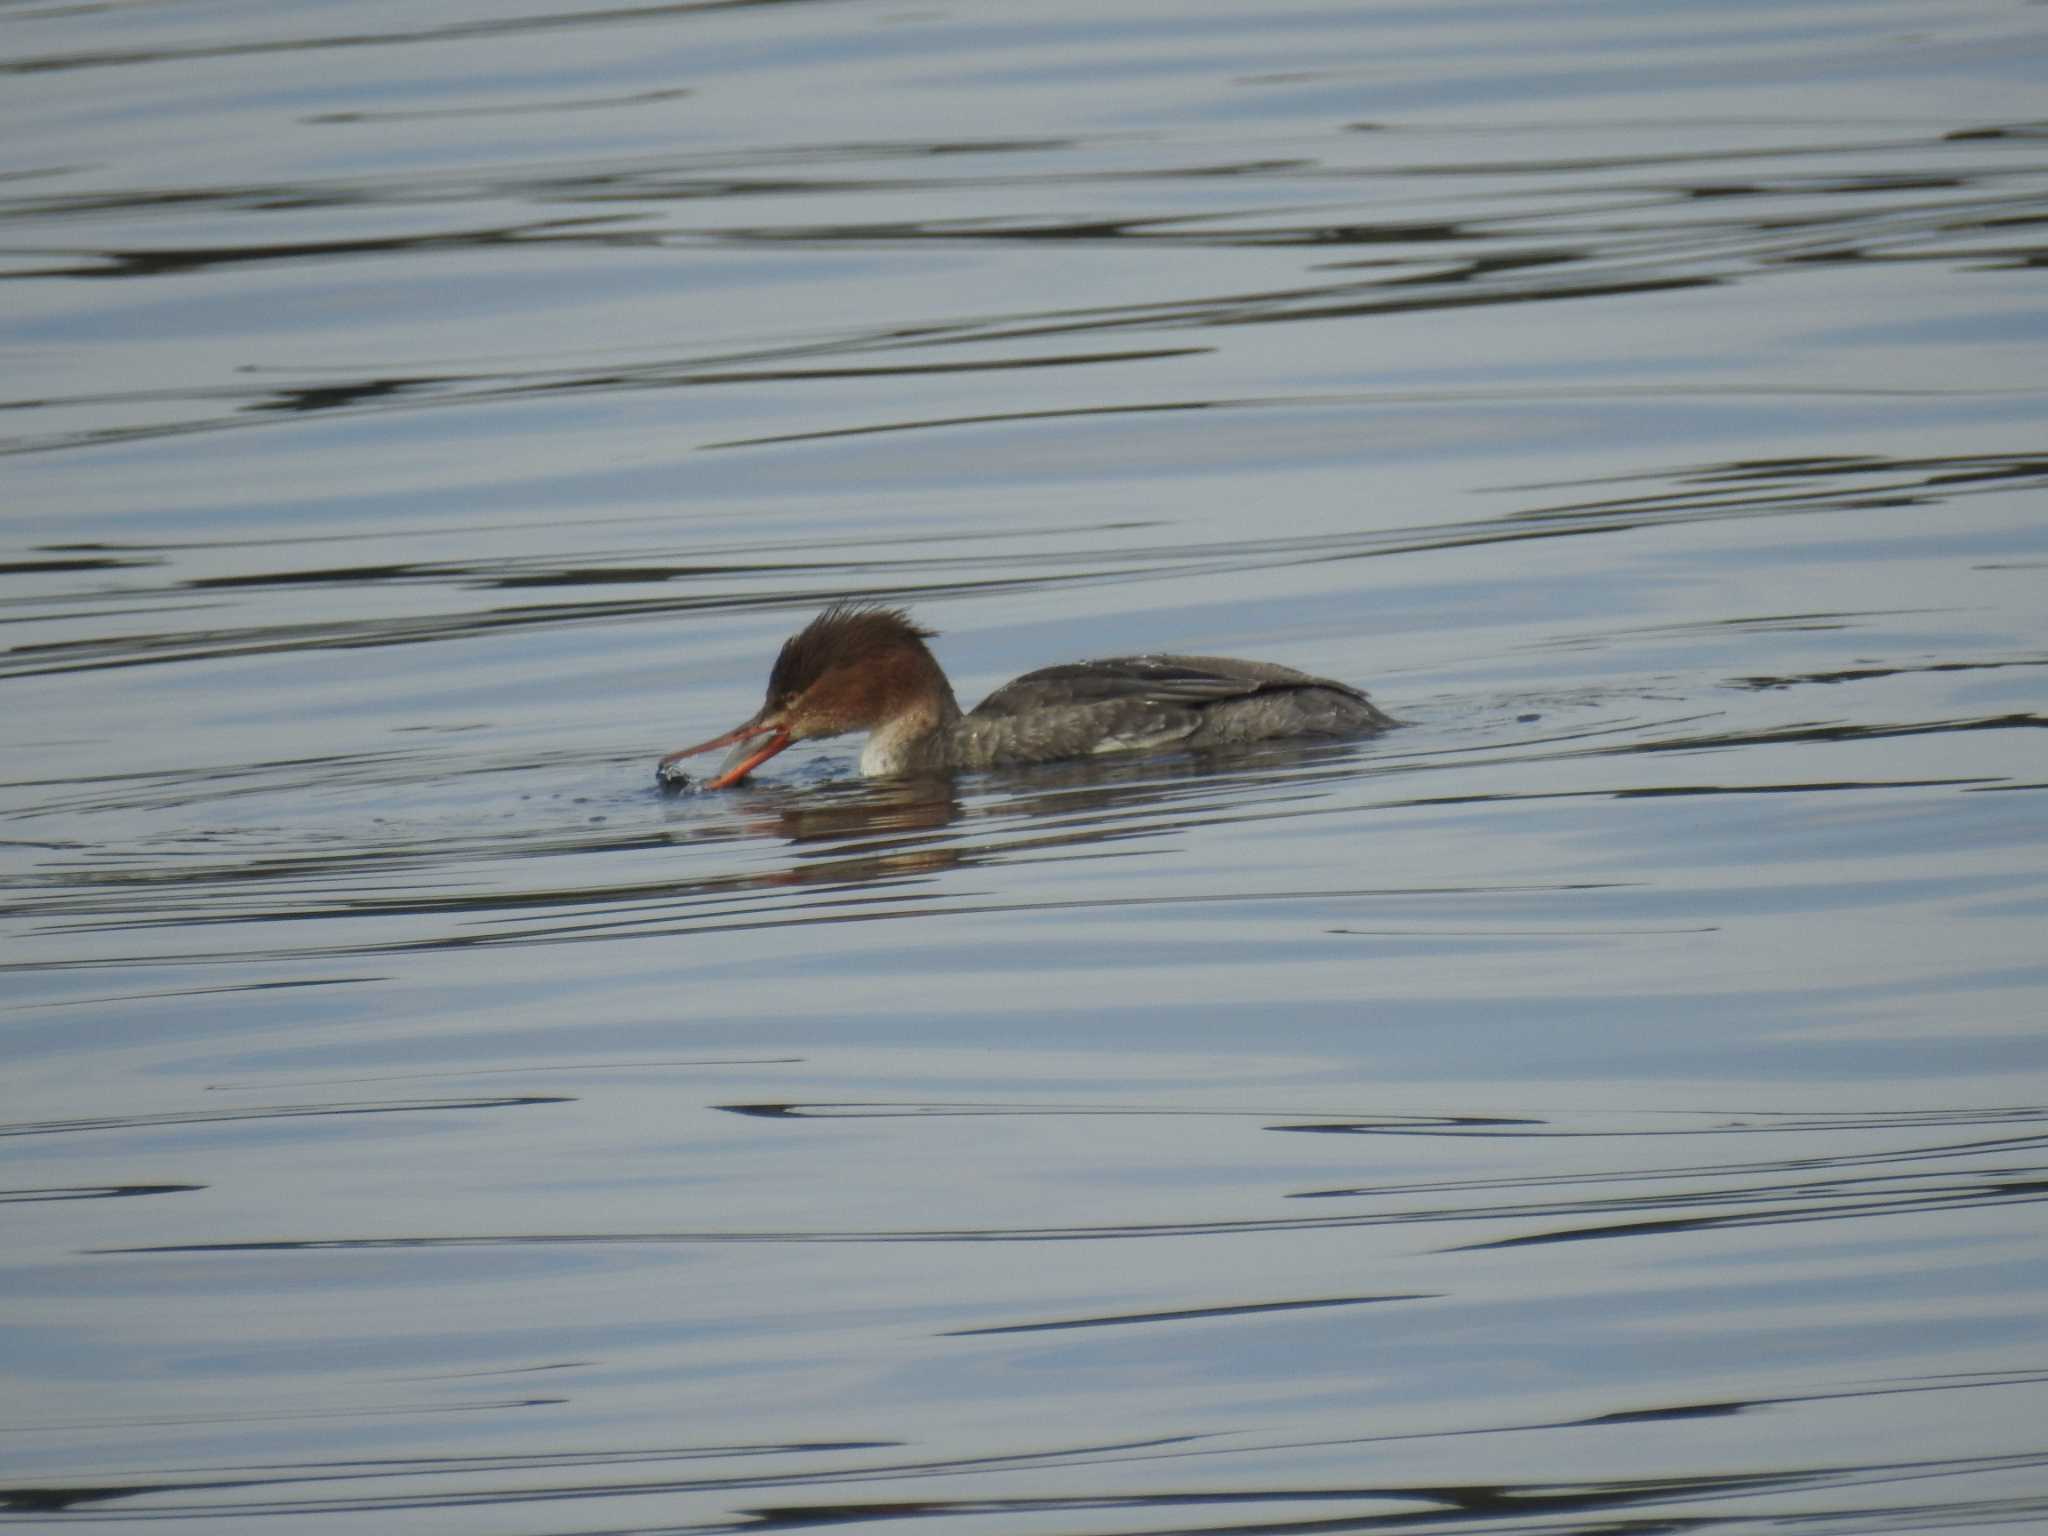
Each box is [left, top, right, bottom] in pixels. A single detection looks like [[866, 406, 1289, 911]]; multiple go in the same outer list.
[[5, 0, 2048, 1530]]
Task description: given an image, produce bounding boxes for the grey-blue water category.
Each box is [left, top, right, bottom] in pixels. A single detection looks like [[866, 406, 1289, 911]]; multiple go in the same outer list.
[[5, 1, 2047, 1530]]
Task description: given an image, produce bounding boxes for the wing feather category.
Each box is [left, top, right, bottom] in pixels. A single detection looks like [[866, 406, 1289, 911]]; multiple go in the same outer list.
[[971, 655, 1366, 720]]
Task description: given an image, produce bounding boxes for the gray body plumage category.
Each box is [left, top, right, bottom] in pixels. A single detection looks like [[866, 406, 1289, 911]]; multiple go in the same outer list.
[[864, 653, 1394, 775]]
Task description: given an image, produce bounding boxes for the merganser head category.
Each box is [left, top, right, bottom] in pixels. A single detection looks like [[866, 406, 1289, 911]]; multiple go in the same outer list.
[[661, 603, 946, 789]]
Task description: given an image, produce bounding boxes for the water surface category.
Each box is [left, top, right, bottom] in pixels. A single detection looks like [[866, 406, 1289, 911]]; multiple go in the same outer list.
[[4, 0, 2047, 1531]]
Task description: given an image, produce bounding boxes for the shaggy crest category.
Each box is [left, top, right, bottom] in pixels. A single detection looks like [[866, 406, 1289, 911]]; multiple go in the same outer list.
[[767, 603, 937, 703]]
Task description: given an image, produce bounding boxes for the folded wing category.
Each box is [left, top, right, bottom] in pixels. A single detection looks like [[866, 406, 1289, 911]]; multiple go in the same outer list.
[[960, 655, 1389, 764]]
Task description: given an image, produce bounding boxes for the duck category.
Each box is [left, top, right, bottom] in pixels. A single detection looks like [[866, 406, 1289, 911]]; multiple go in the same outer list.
[[660, 602, 1393, 788]]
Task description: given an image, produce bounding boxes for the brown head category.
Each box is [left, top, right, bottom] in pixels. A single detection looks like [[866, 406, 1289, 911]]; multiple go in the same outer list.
[[661, 603, 953, 789]]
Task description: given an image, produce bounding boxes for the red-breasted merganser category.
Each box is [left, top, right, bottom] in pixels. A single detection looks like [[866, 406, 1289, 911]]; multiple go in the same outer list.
[[660, 603, 1394, 789]]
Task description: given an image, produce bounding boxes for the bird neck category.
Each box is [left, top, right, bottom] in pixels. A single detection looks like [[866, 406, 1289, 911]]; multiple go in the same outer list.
[[858, 663, 962, 775]]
